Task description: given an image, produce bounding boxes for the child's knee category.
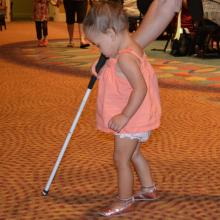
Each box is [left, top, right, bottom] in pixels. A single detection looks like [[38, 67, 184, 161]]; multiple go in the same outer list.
[[132, 152, 148, 164], [113, 153, 130, 168], [131, 151, 140, 161]]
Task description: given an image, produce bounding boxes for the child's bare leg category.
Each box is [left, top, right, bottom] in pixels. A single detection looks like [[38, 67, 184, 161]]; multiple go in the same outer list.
[[98, 136, 138, 217], [131, 142, 154, 187], [114, 136, 138, 199], [132, 143, 159, 200]]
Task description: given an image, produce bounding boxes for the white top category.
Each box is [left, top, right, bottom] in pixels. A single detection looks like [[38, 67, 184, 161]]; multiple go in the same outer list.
[[203, 0, 220, 25], [123, 0, 140, 17]]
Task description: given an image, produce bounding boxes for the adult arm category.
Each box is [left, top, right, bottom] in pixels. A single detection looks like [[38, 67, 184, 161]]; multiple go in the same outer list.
[[133, 0, 182, 48]]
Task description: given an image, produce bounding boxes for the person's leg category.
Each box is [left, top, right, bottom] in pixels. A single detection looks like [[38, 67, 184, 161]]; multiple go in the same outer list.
[[76, 0, 90, 48], [63, 0, 74, 46], [99, 136, 138, 217], [35, 21, 43, 46], [42, 20, 48, 46], [131, 141, 159, 201], [35, 21, 42, 40], [67, 23, 74, 45], [78, 23, 90, 47], [131, 142, 154, 187], [195, 21, 206, 55], [114, 136, 138, 199]]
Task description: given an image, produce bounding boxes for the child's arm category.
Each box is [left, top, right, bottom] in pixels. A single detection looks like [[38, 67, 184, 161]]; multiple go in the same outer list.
[[108, 53, 147, 133]]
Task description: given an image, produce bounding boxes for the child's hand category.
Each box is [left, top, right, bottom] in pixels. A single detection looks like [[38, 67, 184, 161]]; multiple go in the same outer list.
[[108, 114, 129, 133], [91, 59, 99, 77], [91, 54, 107, 78]]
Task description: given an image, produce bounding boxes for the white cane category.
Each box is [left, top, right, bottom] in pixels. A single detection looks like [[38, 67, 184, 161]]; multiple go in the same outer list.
[[42, 54, 107, 196]]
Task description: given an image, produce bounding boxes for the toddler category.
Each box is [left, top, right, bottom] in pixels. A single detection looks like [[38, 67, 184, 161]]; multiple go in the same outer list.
[[33, 0, 50, 47], [83, 1, 161, 217]]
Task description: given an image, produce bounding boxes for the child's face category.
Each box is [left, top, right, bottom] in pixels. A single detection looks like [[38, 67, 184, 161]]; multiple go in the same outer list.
[[86, 29, 119, 58]]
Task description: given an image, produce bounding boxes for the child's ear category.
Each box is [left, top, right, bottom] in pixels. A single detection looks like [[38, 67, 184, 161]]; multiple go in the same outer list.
[[106, 28, 116, 41]]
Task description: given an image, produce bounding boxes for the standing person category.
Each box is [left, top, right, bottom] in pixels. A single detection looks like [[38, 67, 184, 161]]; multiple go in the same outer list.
[[33, 0, 50, 47], [0, 0, 6, 30], [83, 1, 161, 217], [57, 0, 90, 48], [0, 0, 6, 15]]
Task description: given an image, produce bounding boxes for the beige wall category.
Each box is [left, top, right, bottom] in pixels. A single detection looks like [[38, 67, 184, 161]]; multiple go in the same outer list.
[[12, 0, 33, 20], [10, 0, 59, 21], [5, 0, 11, 21], [53, 4, 65, 22]]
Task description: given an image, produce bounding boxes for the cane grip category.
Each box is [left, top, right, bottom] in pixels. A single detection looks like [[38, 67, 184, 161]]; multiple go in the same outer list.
[[88, 54, 108, 89]]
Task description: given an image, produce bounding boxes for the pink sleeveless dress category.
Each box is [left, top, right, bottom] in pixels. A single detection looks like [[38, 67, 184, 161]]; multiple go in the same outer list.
[[96, 48, 161, 134]]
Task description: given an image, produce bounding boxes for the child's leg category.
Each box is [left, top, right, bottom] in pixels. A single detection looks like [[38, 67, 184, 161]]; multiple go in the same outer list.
[[42, 20, 48, 46], [132, 142, 159, 200], [131, 142, 154, 187], [35, 21, 44, 46], [42, 20, 48, 39], [35, 21, 42, 41], [98, 136, 138, 217], [114, 136, 139, 199]]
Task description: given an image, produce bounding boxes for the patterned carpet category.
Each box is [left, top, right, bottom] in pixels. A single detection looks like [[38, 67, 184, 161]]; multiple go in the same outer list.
[[1, 39, 220, 92], [0, 22, 220, 220]]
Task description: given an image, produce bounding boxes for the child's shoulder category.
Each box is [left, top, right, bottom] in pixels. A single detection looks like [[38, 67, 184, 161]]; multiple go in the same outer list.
[[119, 42, 144, 57], [118, 46, 144, 65]]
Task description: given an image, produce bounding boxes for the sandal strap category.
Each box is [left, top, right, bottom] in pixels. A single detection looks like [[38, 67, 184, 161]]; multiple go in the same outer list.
[[117, 196, 134, 205], [141, 184, 156, 193]]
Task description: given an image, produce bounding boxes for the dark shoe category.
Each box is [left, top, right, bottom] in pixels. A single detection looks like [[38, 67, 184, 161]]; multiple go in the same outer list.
[[80, 43, 90, 49]]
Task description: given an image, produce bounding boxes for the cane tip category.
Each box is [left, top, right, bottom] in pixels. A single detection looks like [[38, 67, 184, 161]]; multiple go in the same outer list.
[[42, 190, 49, 196]]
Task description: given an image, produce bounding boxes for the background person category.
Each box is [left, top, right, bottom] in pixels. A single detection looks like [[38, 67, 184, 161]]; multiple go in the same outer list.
[[0, 0, 6, 15], [33, 0, 50, 47], [0, 0, 6, 30], [57, 0, 90, 48]]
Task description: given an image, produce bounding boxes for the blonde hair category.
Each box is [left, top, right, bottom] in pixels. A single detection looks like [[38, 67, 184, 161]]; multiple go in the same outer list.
[[83, 1, 128, 35]]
